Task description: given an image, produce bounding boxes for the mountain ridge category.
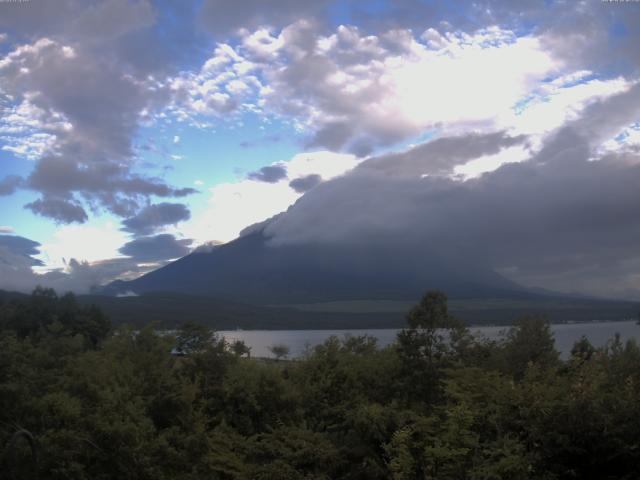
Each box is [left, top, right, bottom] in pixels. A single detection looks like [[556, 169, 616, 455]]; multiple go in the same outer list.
[[102, 231, 534, 304]]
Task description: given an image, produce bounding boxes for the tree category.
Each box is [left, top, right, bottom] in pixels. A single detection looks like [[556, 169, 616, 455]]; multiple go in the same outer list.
[[269, 343, 290, 361], [230, 339, 251, 358], [570, 335, 595, 361], [175, 321, 217, 355], [503, 315, 559, 379], [396, 290, 466, 404]]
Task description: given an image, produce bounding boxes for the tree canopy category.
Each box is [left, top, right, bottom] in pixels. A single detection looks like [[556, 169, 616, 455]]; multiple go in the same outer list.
[[1, 288, 639, 479]]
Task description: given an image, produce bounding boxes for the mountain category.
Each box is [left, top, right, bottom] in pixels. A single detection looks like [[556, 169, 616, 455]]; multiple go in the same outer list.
[[103, 231, 534, 304], [78, 292, 407, 329]]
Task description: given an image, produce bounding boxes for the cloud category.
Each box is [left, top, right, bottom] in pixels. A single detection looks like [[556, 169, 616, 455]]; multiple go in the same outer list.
[[183, 151, 360, 244], [36, 222, 130, 270], [0, 232, 144, 293], [0, 226, 14, 233], [121, 202, 191, 236], [176, 11, 639, 158], [359, 131, 528, 178], [289, 174, 322, 193], [0, 234, 43, 266], [0, 0, 155, 43], [0, 228, 162, 294], [25, 197, 89, 224], [116, 290, 139, 297], [0, 175, 23, 196], [0, 28, 195, 223], [247, 164, 288, 183], [259, 85, 640, 299], [119, 233, 193, 262], [181, 21, 558, 155], [259, 22, 555, 151]]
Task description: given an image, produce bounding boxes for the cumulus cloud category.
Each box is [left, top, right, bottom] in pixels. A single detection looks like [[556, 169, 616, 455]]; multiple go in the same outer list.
[[289, 174, 322, 193], [121, 202, 191, 236], [0, 18, 196, 224], [179, 21, 558, 155], [174, 5, 640, 159], [247, 164, 288, 183], [119, 233, 193, 262]]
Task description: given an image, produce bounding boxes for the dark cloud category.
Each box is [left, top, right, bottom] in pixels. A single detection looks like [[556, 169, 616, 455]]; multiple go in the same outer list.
[[306, 121, 355, 152], [119, 233, 193, 262], [262, 86, 640, 299], [25, 197, 89, 224], [289, 174, 323, 193], [247, 165, 288, 183], [0, 175, 23, 196], [0, 234, 43, 266], [23, 156, 197, 220], [0, 0, 154, 42], [359, 132, 528, 177], [121, 202, 191, 236]]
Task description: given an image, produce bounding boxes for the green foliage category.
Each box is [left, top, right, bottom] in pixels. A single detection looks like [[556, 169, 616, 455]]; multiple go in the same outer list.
[[1, 288, 640, 479], [502, 315, 560, 379], [229, 339, 251, 357], [268, 342, 290, 360], [0, 286, 110, 347]]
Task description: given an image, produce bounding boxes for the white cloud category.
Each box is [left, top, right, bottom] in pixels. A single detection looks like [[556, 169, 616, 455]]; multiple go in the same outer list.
[[164, 23, 564, 154], [500, 75, 632, 144], [0, 226, 14, 233], [251, 23, 559, 152], [162, 20, 639, 166], [0, 96, 71, 160], [453, 144, 531, 179], [116, 290, 139, 297], [182, 151, 360, 244], [35, 222, 129, 271]]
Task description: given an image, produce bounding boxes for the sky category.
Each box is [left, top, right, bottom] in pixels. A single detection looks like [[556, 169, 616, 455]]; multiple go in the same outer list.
[[1, 0, 640, 299]]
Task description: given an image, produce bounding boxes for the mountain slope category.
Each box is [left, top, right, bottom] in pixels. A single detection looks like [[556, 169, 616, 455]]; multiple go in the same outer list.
[[103, 231, 533, 304]]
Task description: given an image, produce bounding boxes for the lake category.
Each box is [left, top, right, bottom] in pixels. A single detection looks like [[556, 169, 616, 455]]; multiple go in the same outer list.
[[219, 320, 640, 359]]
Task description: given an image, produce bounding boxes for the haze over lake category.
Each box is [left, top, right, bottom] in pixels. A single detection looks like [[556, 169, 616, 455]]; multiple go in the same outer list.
[[220, 321, 640, 359]]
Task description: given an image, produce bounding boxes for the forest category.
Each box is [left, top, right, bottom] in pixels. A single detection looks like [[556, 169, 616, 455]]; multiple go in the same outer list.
[[1, 287, 640, 479]]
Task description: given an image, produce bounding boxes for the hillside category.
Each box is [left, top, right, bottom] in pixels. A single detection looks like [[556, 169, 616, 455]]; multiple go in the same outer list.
[[102, 231, 533, 304], [2, 288, 638, 329]]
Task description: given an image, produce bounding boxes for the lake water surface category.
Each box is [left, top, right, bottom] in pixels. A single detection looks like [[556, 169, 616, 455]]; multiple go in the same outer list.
[[219, 321, 640, 359]]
